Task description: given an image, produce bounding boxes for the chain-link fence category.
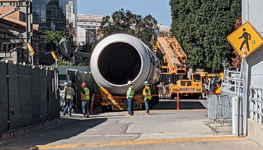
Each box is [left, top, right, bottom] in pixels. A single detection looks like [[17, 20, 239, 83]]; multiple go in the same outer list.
[[207, 94, 232, 125], [0, 62, 59, 135]]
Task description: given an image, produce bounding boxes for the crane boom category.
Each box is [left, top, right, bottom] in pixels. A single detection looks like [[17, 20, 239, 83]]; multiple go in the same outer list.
[[156, 36, 187, 75]]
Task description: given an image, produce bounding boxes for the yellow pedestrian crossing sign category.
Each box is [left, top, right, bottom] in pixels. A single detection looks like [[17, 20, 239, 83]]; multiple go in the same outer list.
[[227, 21, 263, 58]]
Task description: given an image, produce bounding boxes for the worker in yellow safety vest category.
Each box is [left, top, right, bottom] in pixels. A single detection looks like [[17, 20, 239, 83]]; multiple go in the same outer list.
[[143, 81, 152, 115], [126, 81, 135, 116], [63, 81, 75, 116], [81, 82, 90, 118], [215, 81, 221, 95]]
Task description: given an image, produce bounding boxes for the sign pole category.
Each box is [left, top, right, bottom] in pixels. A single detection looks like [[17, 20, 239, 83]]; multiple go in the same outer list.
[[227, 21, 263, 137], [236, 57, 244, 137]]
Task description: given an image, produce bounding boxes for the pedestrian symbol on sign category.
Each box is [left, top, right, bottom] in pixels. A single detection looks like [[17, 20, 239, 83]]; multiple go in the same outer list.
[[227, 21, 263, 58], [238, 28, 251, 52]]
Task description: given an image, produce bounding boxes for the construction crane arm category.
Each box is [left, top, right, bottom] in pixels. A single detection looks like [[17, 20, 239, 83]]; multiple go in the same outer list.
[[155, 35, 187, 75]]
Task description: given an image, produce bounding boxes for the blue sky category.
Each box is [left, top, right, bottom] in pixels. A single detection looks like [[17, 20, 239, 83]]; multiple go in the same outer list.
[[77, 0, 171, 27]]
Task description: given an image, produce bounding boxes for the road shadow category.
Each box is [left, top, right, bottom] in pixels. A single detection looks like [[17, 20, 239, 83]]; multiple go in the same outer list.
[[152, 99, 206, 110], [0, 117, 107, 149]]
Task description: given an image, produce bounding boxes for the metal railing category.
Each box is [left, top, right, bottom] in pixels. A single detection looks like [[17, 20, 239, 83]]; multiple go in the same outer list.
[[207, 94, 232, 125], [221, 67, 243, 95], [249, 87, 263, 124]]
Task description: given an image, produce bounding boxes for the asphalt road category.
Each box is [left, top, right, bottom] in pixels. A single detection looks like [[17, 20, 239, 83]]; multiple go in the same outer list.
[[0, 98, 262, 150]]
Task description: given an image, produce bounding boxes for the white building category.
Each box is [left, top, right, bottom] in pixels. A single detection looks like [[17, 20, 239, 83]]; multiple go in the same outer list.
[[66, 0, 77, 41], [77, 14, 112, 46], [77, 14, 171, 46]]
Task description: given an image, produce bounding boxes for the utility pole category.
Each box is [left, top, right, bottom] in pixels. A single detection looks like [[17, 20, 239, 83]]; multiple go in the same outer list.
[[25, 0, 33, 65], [0, 0, 33, 64]]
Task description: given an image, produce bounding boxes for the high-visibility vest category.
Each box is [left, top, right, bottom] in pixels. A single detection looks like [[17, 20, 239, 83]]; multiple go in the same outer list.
[[126, 86, 135, 99], [81, 87, 90, 100], [65, 87, 74, 99], [143, 86, 152, 100], [215, 85, 221, 94]]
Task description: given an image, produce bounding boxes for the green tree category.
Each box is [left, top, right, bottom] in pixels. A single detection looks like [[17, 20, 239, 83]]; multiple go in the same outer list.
[[51, 58, 73, 67], [170, 0, 241, 72], [42, 30, 67, 45], [41, 30, 67, 51], [97, 9, 157, 48]]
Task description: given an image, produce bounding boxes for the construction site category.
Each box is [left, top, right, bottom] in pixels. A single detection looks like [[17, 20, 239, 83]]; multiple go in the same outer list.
[[0, 0, 263, 149]]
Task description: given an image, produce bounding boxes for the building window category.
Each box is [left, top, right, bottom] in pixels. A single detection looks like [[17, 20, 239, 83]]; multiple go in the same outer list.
[[21, 12, 26, 22]]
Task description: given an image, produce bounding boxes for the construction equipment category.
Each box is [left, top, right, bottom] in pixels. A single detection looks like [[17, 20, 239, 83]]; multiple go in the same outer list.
[[48, 38, 91, 63], [168, 71, 207, 98], [153, 26, 221, 98], [155, 34, 187, 76], [208, 72, 224, 94], [158, 83, 170, 99], [153, 26, 187, 85], [90, 34, 160, 111], [167, 69, 223, 98]]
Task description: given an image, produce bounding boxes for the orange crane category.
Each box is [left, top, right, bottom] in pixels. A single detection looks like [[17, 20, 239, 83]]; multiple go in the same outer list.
[[154, 26, 210, 98], [155, 36, 187, 75]]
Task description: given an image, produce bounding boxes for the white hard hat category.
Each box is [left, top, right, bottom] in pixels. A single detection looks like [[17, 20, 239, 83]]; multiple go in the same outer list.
[[64, 82, 68, 86], [127, 81, 132, 85], [144, 81, 149, 85], [68, 80, 72, 85]]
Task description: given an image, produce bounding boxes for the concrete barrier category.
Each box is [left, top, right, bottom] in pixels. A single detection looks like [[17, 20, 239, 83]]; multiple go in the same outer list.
[[248, 119, 263, 147]]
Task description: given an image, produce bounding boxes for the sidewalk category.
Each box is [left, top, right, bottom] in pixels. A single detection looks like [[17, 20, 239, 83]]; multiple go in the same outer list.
[[0, 109, 262, 150]]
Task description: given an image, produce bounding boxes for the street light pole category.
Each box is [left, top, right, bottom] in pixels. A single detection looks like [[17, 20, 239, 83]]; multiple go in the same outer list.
[[25, 0, 33, 65]]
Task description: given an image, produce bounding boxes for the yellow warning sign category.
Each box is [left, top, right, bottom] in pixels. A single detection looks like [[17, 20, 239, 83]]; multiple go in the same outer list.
[[227, 21, 263, 58]]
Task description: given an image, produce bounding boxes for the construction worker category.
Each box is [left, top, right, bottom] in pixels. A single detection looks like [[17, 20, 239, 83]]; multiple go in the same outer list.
[[81, 82, 90, 118], [63, 81, 75, 116], [143, 81, 152, 115], [215, 81, 221, 94], [126, 81, 135, 116]]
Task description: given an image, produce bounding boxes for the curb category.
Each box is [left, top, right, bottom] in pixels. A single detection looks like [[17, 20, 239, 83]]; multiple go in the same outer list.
[[0, 120, 55, 141]]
